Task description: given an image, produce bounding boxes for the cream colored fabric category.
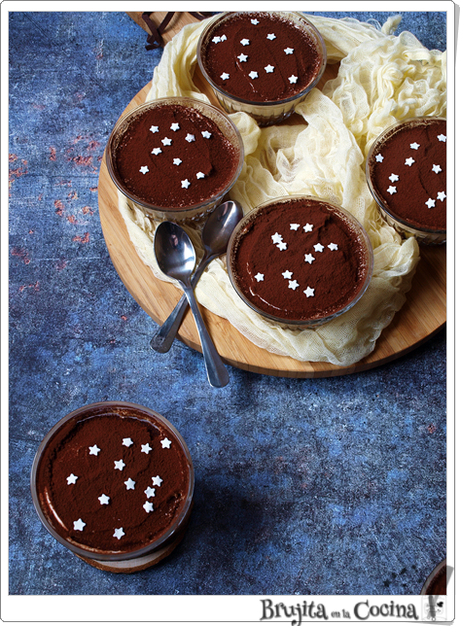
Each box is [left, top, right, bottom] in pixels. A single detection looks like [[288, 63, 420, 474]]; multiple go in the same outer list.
[[118, 14, 445, 366]]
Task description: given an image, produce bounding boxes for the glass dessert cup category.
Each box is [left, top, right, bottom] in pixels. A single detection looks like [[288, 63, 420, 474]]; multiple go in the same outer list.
[[197, 12, 327, 126], [366, 117, 447, 245], [106, 96, 244, 222], [227, 195, 374, 329], [31, 401, 194, 573]]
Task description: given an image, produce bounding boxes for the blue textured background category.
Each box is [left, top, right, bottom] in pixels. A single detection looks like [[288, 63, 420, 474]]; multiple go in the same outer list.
[[8, 11, 446, 596]]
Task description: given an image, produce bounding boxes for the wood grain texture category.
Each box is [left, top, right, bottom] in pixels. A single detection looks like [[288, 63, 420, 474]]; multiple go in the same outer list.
[[98, 13, 447, 378]]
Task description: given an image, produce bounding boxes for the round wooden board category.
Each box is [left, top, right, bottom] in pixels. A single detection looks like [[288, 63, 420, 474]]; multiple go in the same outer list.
[[98, 78, 446, 378]]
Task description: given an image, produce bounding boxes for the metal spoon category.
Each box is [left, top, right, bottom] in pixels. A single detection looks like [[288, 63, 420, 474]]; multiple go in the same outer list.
[[154, 220, 230, 388], [150, 200, 243, 353]]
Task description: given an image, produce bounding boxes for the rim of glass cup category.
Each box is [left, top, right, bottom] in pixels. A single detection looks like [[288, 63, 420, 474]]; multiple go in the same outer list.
[[227, 195, 374, 328], [106, 96, 244, 215], [366, 117, 447, 240], [30, 401, 195, 562], [197, 11, 327, 108]]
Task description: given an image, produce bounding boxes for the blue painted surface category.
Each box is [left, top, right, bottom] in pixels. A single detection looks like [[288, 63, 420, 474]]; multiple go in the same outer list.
[[8, 11, 446, 596]]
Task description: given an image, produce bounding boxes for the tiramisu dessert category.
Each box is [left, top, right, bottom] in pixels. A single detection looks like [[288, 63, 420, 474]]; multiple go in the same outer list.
[[367, 117, 446, 244], [228, 196, 373, 327], [106, 97, 243, 220], [198, 12, 326, 124], [31, 402, 194, 571]]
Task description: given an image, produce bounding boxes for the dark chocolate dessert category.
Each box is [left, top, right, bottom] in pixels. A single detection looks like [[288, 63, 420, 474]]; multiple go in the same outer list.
[[228, 197, 372, 325]]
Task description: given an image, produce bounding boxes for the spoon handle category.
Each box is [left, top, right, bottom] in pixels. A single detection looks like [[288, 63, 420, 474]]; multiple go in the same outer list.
[[182, 283, 229, 388], [150, 253, 214, 353]]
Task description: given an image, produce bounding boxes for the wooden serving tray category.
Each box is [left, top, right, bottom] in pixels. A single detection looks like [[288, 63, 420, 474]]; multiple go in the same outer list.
[[97, 13, 446, 378]]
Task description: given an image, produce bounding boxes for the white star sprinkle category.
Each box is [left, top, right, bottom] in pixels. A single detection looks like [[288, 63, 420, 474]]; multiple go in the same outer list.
[[170, 123, 180, 132], [375, 153, 384, 163], [410, 142, 420, 150], [277, 242, 287, 251], [304, 287, 315, 298], [173, 158, 182, 166], [220, 72, 230, 80], [425, 198, 436, 208], [114, 459, 125, 471], [288, 75, 298, 84], [181, 179, 190, 189], [271, 233, 283, 244], [212, 36, 222, 44], [139, 165, 149, 175], [290, 223, 300, 230], [143, 501, 154, 513], [196, 172, 205, 179], [284, 47, 294, 55], [437, 134, 447, 142], [388, 173, 399, 182], [255, 273, 264, 282], [313, 243, 324, 252], [185, 133, 195, 142], [220, 34, 227, 42], [145, 486, 156, 498], [304, 254, 315, 264], [328, 243, 338, 251], [282, 270, 293, 279], [141, 443, 152, 454], [98, 494, 110, 505], [151, 147, 162, 155], [122, 438, 133, 447], [152, 475, 163, 486], [202, 130, 212, 139], [113, 527, 125, 540], [264, 65, 274, 73], [240, 38, 250, 46], [237, 53, 248, 62], [124, 478, 136, 490], [432, 164, 442, 173], [67, 474, 78, 485], [437, 191, 446, 201], [161, 438, 171, 449], [73, 518, 86, 531], [251, 18, 259, 24], [89, 445, 100, 456], [149, 125, 159, 134], [405, 157, 415, 166], [387, 186, 397, 195], [249, 71, 258, 79], [267, 33, 276, 40], [161, 137, 172, 146], [288, 280, 299, 290], [303, 223, 314, 233]]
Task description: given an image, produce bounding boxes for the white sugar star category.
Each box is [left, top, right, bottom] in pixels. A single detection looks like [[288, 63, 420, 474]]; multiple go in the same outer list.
[[151, 147, 162, 155], [277, 242, 287, 251], [437, 133, 447, 142], [114, 459, 125, 471], [288, 75, 298, 84], [290, 223, 300, 230], [410, 142, 420, 150], [304, 253, 315, 264], [170, 122, 180, 131], [249, 71, 258, 79], [251, 18, 259, 24], [284, 47, 294, 55], [405, 157, 415, 166], [240, 38, 250, 46], [220, 34, 227, 42], [181, 179, 190, 189], [387, 186, 397, 195], [141, 443, 152, 454], [425, 198, 436, 208], [432, 164, 442, 174], [98, 494, 110, 505], [113, 527, 125, 540], [288, 280, 299, 290], [124, 478, 136, 490], [267, 33, 276, 40], [185, 133, 195, 142], [149, 125, 159, 134], [220, 72, 230, 80], [152, 475, 163, 486], [328, 243, 338, 251], [313, 243, 324, 252], [388, 173, 399, 182], [161, 438, 171, 449], [304, 287, 315, 298], [161, 137, 172, 146], [67, 473, 78, 485], [255, 273, 264, 282], [139, 165, 149, 175], [73, 518, 86, 531], [375, 153, 384, 163], [264, 64, 274, 73], [89, 445, 100, 456], [212, 36, 221, 44], [237, 53, 248, 62], [122, 438, 133, 447], [145, 486, 156, 498], [143, 501, 154, 513], [303, 223, 314, 233], [202, 130, 212, 139], [282, 270, 293, 279], [271, 233, 283, 244], [196, 171, 205, 179], [437, 191, 446, 201], [173, 158, 182, 166]]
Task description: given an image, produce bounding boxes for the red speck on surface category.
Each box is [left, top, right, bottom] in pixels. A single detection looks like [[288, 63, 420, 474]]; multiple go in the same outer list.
[[121, 315, 128, 321], [9, 157, 28, 195], [72, 155, 93, 168], [68, 190, 78, 200], [11, 247, 31, 264], [89, 186, 98, 192], [82, 205, 94, 215], [427, 424, 437, 434], [54, 200, 65, 216], [72, 232, 90, 243], [88, 140, 100, 151], [19, 281, 40, 293], [49, 147, 57, 161], [56, 259, 68, 271], [67, 215, 77, 224]]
